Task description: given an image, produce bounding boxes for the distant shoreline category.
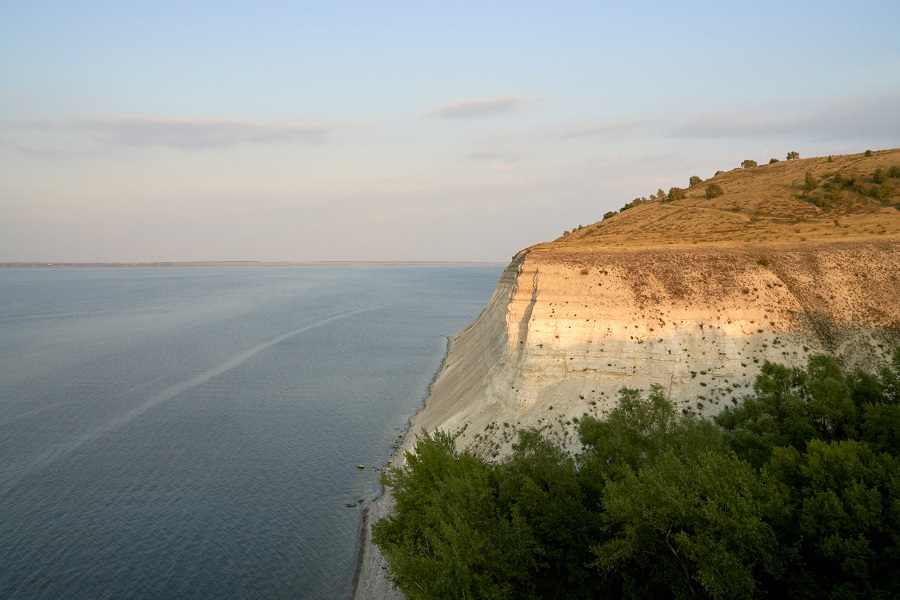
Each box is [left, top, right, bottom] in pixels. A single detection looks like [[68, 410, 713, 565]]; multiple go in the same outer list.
[[0, 261, 506, 269]]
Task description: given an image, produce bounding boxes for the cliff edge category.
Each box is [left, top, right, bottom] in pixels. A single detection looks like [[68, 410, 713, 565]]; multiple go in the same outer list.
[[353, 149, 900, 599]]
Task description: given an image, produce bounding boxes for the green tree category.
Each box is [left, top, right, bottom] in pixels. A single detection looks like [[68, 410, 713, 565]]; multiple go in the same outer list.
[[860, 403, 900, 456], [741, 159, 758, 168], [373, 350, 900, 599], [769, 158, 780, 164], [620, 197, 646, 212], [593, 451, 786, 599], [373, 431, 536, 600], [689, 175, 703, 186], [705, 183, 724, 199], [579, 386, 722, 482], [497, 430, 601, 598], [787, 151, 800, 160], [804, 170, 818, 192], [805, 355, 856, 440], [667, 187, 686, 201], [767, 440, 900, 598], [716, 360, 817, 467], [603, 210, 618, 220]]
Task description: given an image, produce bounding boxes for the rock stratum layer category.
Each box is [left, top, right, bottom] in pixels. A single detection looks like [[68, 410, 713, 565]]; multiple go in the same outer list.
[[353, 149, 900, 599]]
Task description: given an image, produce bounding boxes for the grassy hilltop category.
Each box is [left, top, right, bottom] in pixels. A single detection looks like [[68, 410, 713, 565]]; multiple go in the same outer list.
[[541, 149, 900, 249]]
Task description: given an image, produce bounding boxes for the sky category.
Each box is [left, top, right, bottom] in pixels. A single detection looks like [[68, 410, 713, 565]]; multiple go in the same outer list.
[[1, 1, 899, 262]]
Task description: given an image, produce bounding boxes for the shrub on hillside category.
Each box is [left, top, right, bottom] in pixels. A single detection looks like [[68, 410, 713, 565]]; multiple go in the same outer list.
[[667, 187, 686, 201], [874, 168, 886, 184], [603, 211, 618, 220], [804, 170, 817, 192], [889, 165, 900, 178], [620, 197, 646, 212], [830, 182, 843, 201], [787, 151, 800, 160], [689, 175, 702, 186], [741, 159, 758, 168], [769, 158, 779, 164], [705, 183, 724, 199], [865, 150, 873, 157]]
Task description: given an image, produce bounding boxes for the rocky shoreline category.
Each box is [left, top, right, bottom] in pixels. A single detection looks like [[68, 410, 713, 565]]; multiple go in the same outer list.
[[351, 489, 403, 600]]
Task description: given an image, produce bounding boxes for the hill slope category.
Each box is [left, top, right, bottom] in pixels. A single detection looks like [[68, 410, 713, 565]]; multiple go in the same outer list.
[[549, 148, 900, 249]]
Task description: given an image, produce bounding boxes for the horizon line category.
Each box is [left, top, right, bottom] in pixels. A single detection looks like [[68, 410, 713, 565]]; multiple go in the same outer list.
[[0, 260, 509, 268]]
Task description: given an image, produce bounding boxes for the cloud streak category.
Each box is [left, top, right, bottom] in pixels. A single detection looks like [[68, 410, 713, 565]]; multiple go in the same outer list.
[[425, 95, 532, 119], [556, 95, 900, 143], [562, 117, 664, 139], [21, 117, 330, 149], [671, 94, 900, 140]]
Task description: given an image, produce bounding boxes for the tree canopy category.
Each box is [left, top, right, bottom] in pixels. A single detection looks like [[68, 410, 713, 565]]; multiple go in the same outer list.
[[373, 350, 900, 599]]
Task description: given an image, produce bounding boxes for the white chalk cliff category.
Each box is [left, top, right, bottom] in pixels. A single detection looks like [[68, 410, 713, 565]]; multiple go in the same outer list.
[[411, 242, 900, 455], [353, 149, 900, 599]]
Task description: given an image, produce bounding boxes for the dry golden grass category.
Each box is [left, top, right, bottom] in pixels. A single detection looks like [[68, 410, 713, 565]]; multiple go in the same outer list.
[[535, 149, 900, 251]]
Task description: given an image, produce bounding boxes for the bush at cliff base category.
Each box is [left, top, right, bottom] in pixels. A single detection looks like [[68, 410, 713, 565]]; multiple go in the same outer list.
[[372, 349, 900, 600]]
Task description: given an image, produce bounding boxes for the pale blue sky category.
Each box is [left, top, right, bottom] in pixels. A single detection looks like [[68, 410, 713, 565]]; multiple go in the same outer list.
[[2, 1, 898, 261]]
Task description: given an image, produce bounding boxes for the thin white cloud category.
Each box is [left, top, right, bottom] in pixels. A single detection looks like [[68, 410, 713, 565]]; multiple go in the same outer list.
[[563, 117, 663, 139], [466, 150, 527, 162], [466, 150, 526, 173], [20, 117, 330, 148], [671, 94, 900, 139], [425, 95, 532, 119], [489, 161, 519, 173]]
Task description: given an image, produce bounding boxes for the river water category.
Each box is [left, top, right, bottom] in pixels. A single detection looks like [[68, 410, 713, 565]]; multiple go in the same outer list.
[[0, 265, 502, 599]]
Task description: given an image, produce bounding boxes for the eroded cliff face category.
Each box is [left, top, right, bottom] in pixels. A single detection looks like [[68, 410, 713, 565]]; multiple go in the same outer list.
[[408, 240, 900, 455]]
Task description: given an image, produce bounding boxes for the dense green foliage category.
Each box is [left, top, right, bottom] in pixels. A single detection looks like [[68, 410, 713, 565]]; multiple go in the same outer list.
[[741, 159, 758, 169], [689, 175, 703, 186], [373, 351, 900, 599]]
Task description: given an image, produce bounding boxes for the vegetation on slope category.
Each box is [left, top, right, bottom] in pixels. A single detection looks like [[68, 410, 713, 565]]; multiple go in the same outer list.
[[554, 149, 900, 248], [373, 350, 900, 599]]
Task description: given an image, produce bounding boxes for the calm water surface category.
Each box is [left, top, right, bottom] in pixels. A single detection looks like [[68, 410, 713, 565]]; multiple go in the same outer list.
[[0, 266, 502, 599]]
